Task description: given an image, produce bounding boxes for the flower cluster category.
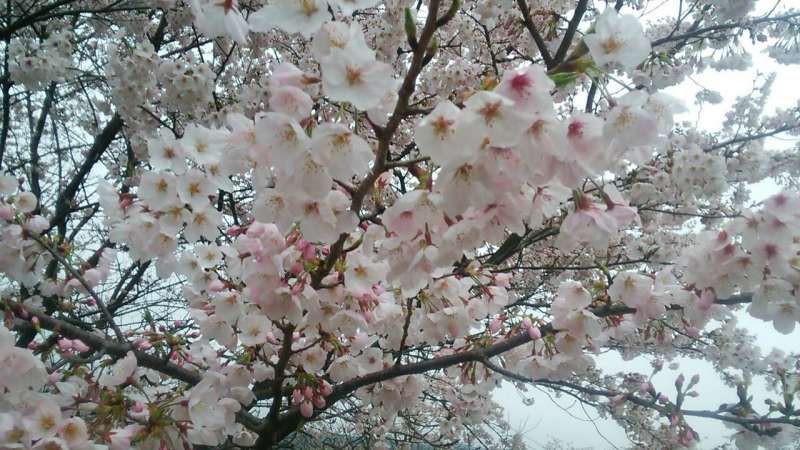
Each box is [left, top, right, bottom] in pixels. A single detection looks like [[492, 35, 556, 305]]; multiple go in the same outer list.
[[8, 31, 73, 89]]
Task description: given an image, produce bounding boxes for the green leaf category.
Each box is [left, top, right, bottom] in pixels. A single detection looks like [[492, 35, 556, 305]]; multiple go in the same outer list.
[[548, 71, 581, 87]]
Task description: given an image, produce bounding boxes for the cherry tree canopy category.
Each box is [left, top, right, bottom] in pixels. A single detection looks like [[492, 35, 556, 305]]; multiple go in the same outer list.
[[1, 0, 800, 448]]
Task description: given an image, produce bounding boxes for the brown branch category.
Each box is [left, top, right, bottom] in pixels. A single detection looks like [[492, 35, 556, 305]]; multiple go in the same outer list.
[[28, 82, 57, 210], [516, 0, 554, 69], [703, 122, 800, 153], [49, 113, 122, 233], [0, 0, 77, 40], [7, 299, 264, 431], [652, 11, 800, 47], [553, 0, 588, 65], [263, 324, 296, 442], [7, 300, 199, 384], [479, 358, 800, 434], [394, 298, 415, 365], [28, 233, 125, 341]]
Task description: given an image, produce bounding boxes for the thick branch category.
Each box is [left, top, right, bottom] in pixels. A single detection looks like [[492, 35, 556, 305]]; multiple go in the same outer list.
[[553, 0, 588, 65], [49, 113, 122, 232], [652, 11, 800, 47], [7, 300, 200, 384], [516, 0, 554, 69], [480, 359, 800, 434]]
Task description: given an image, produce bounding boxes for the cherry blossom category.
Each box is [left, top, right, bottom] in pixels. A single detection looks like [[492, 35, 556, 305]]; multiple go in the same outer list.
[[98, 351, 138, 387], [249, 0, 329, 38], [320, 29, 396, 110], [191, 0, 249, 44], [585, 8, 651, 70]]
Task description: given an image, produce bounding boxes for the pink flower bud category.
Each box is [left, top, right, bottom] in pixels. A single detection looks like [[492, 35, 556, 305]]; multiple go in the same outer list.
[[133, 339, 151, 351], [72, 339, 91, 353], [292, 389, 303, 405], [227, 225, 243, 236], [690, 374, 700, 385], [522, 317, 532, 329], [489, 318, 502, 334], [319, 380, 333, 397], [132, 401, 146, 413], [658, 393, 668, 403], [173, 320, 185, 328], [27, 341, 38, 350], [302, 245, 316, 261], [119, 196, 133, 209], [299, 400, 313, 418], [675, 374, 685, 389], [528, 326, 541, 341], [313, 395, 326, 409], [58, 338, 73, 352], [303, 386, 313, 399], [289, 262, 304, 275], [0, 205, 13, 221], [686, 326, 700, 338], [639, 382, 651, 394], [31, 316, 40, 329]]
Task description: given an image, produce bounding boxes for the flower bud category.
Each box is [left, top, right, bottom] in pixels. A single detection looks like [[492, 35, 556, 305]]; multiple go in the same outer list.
[[675, 374, 685, 389], [320, 380, 333, 397], [0, 205, 13, 221], [489, 318, 502, 334], [292, 388, 303, 405], [133, 339, 151, 351], [300, 400, 313, 418], [73, 339, 91, 353]]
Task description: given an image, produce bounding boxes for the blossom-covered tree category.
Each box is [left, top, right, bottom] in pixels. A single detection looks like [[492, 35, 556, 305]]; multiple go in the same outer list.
[[1, 0, 800, 448]]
